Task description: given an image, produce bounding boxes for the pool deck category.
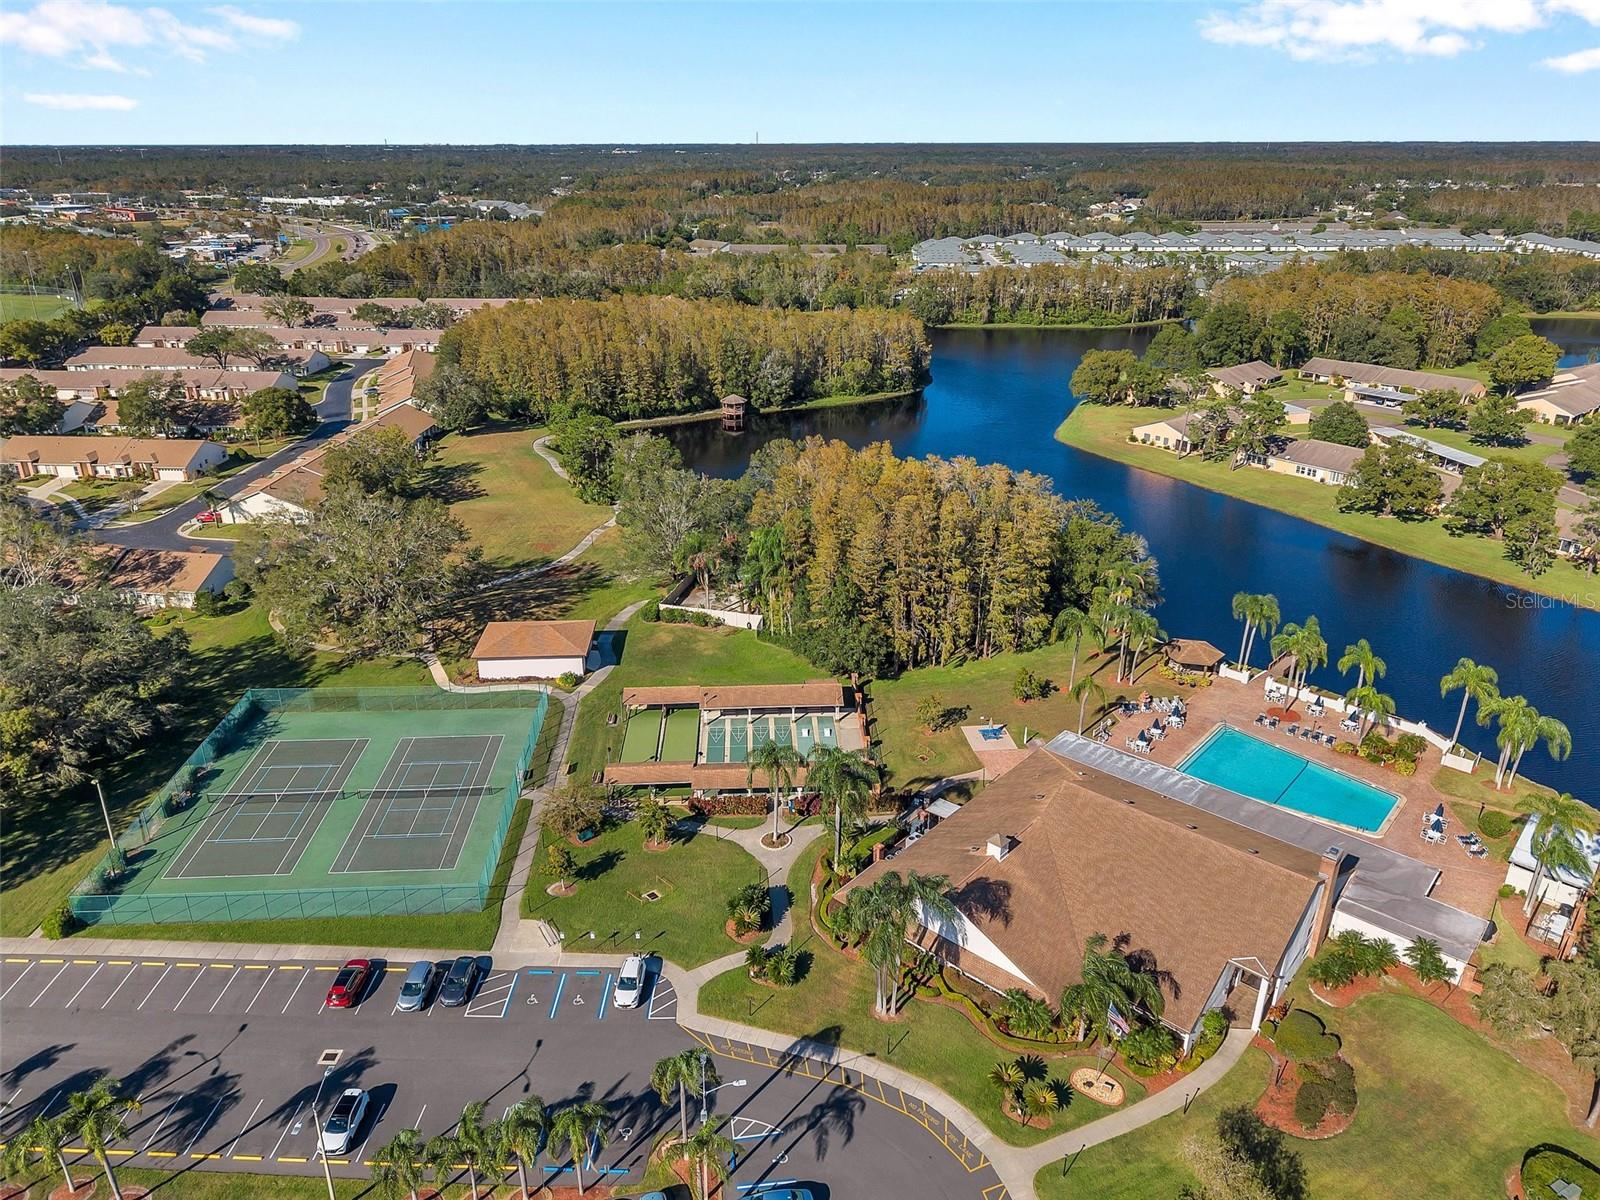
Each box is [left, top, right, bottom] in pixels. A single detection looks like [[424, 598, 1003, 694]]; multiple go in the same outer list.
[[1106, 674, 1505, 919], [960, 723, 1032, 780]]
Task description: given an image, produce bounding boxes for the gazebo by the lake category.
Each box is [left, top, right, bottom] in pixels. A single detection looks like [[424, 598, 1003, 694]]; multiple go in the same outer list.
[[1165, 637, 1226, 675], [721, 393, 750, 432]]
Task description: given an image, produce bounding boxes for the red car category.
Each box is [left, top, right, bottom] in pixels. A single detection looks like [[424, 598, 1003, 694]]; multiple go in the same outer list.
[[325, 959, 371, 1008], [195, 510, 221, 524]]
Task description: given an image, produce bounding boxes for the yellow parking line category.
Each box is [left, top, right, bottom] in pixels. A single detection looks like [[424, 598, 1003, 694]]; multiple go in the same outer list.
[[72, 959, 97, 964], [64, 1146, 87, 1153], [326, 1158, 348, 1165], [148, 1150, 177, 1158], [176, 962, 202, 968], [314, 965, 336, 971], [108, 960, 133, 965], [243, 964, 268, 970], [142, 961, 166, 967], [191, 1152, 222, 1159], [39, 958, 64, 964], [105, 1149, 135, 1157], [209, 963, 233, 969], [279, 965, 303, 971], [234, 1154, 263, 1161], [279, 1155, 308, 1163], [5, 957, 29, 962]]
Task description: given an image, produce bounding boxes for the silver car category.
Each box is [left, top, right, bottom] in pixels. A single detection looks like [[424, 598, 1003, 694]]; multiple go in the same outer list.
[[395, 959, 440, 1012]]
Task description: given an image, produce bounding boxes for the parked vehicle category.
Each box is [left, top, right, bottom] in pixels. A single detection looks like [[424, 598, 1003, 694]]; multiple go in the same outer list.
[[324, 959, 371, 1008], [614, 954, 647, 1009], [319, 1088, 369, 1154], [395, 959, 440, 1012], [438, 955, 481, 1007]]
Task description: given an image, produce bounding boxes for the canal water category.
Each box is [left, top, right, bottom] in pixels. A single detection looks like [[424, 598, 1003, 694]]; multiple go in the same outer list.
[[663, 318, 1600, 799]]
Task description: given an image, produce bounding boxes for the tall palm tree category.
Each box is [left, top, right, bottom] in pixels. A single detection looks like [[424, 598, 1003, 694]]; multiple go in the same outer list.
[[747, 739, 805, 845], [1440, 657, 1499, 752], [550, 1100, 611, 1195], [1118, 610, 1166, 683], [63, 1078, 139, 1200], [372, 1127, 428, 1200], [1509, 713, 1572, 789], [840, 869, 958, 1016], [497, 1097, 549, 1200], [652, 1048, 716, 1144], [1070, 674, 1109, 735], [1481, 694, 1535, 789], [1344, 683, 1396, 741], [1522, 792, 1597, 918], [423, 1132, 462, 1198], [1051, 604, 1095, 685], [1058, 933, 1165, 1043], [806, 745, 875, 870], [3, 1112, 76, 1193], [677, 1117, 737, 1200], [451, 1099, 497, 1198], [1231, 592, 1279, 671], [1270, 616, 1326, 705], [1337, 638, 1387, 691]]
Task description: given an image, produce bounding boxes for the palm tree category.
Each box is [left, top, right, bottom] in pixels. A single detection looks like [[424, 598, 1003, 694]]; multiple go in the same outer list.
[[63, 1078, 139, 1200], [747, 738, 805, 846], [806, 745, 875, 870], [1522, 792, 1597, 918], [1070, 674, 1109, 735], [497, 1097, 550, 1200], [3, 1112, 76, 1193], [1509, 713, 1572, 790], [1231, 592, 1279, 671], [1051, 604, 1095, 685], [1058, 933, 1164, 1043], [1119, 610, 1166, 683], [451, 1099, 497, 1198], [1344, 683, 1395, 741], [423, 1132, 463, 1198], [372, 1127, 429, 1200], [677, 1117, 737, 1200], [840, 869, 957, 1015], [1270, 616, 1327, 705], [1440, 657, 1499, 752], [1482, 694, 1536, 789], [652, 1048, 715, 1145], [550, 1100, 611, 1195], [1337, 638, 1387, 691]]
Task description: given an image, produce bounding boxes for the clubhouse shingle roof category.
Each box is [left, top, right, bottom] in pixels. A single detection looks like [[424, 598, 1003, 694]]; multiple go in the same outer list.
[[472, 619, 596, 661]]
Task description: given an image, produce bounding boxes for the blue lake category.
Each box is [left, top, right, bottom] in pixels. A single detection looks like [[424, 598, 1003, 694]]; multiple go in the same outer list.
[[663, 319, 1600, 800]]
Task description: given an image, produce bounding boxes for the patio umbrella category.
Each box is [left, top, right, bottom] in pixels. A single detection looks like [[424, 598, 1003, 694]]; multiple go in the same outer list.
[[1433, 803, 1446, 821], [1429, 816, 1445, 833]]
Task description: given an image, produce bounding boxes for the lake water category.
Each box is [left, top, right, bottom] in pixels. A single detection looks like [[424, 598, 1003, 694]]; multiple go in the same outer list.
[[662, 317, 1600, 800]]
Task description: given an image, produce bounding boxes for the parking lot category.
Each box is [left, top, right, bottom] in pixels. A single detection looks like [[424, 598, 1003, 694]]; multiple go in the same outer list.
[[1, 952, 1006, 1198]]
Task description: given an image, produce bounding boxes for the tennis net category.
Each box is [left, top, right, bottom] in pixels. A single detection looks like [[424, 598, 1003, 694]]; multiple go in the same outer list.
[[199, 784, 496, 809]]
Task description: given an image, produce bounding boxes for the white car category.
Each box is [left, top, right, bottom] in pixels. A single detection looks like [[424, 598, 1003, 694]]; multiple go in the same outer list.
[[613, 955, 647, 1009], [319, 1088, 368, 1155]]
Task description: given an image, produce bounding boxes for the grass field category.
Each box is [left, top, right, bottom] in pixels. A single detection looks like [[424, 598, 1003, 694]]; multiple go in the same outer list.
[[0, 602, 433, 938], [1, 1164, 380, 1200], [565, 620, 821, 785], [698, 841, 1147, 1147], [0, 292, 74, 321], [1058, 403, 1600, 609], [1037, 988, 1600, 1200], [868, 641, 1174, 789], [58, 476, 146, 514], [525, 818, 767, 967], [431, 426, 614, 571]]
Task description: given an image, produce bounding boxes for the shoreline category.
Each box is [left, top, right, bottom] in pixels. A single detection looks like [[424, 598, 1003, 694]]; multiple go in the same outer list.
[[1528, 310, 1600, 321], [1055, 405, 1600, 612], [618, 388, 918, 431], [936, 317, 1178, 331]]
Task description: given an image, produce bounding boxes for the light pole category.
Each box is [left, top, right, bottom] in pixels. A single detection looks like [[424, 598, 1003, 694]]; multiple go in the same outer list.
[[311, 1065, 336, 1200], [697, 1058, 747, 1126], [90, 777, 120, 872]]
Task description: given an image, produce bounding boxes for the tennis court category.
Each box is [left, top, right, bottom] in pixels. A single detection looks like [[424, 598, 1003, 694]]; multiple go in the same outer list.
[[70, 689, 546, 927], [662, 709, 699, 762]]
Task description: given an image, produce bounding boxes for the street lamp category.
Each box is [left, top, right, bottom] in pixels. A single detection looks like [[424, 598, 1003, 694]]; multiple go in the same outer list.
[[90, 777, 121, 875], [697, 1053, 747, 1125], [311, 1065, 336, 1200]]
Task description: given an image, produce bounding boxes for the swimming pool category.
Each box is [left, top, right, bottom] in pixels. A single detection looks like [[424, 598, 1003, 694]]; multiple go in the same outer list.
[[1178, 724, 1400, 833]]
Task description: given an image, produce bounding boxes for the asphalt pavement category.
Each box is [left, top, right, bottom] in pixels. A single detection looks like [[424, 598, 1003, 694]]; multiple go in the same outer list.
[[0, 949, 1004, 1199], [93, 357, 382, 556]]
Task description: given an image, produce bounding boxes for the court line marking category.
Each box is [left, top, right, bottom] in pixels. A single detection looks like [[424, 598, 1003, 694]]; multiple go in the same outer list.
[[225, 1098, 264, 1159], [63, 961, 104, 1008]]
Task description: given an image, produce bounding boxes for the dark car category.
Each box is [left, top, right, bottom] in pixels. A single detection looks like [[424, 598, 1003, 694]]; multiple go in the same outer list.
[[437, 955, 481, 1007], [324, 959, 371, 1009]]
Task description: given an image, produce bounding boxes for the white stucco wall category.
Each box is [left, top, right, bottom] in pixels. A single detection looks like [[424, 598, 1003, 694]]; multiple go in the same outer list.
[[477, 654, 586, 681]]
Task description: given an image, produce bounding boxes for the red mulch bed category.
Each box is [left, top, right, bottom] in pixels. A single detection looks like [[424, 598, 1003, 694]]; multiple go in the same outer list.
[[47, 1184, 94, 1200], [0, 1186, 27, 1200], [725, 919, 764, 945], [642, 839, 672, 853], [1251, 1036, 1355, 1140], [1265, 705, 1301, 721], [1506, 1163, 1527, 1199], [1307, 972, 1384, 1008]]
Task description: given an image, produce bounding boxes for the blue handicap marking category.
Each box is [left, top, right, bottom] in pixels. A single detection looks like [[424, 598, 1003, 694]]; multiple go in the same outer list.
[[523, 967, 552, 1009], [547, 971, 566, 1019], [597, 973, 615, 1019]]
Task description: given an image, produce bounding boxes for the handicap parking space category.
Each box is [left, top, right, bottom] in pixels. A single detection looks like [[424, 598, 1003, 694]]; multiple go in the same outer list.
[[510, 966, 624, 1023]]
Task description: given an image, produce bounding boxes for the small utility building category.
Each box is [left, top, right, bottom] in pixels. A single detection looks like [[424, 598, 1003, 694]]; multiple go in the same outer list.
[[471, 619, 596, 680]]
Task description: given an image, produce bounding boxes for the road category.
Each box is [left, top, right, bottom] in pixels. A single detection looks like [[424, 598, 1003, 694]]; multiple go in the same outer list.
[[93, 358, 382, 556], [0, 950, 1003, 1199]]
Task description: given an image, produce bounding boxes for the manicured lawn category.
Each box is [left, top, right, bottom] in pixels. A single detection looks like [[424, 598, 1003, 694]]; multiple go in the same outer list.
[[1058, 404, 1600, 609], [0, 292, 73, 321], [1039, 990, 1600, 1200], [700, 842, 1147, 1147], [59, 476, 146, 514], [1416, 422, 1572, 470], [1430, 761, 1553, 817], [565, 619, 820, 784], [430, 425, 614, 571], [524, 818, 767, 968], [0, 603, 432, 937], [1478, 900, 1549, 975], [868, 641, 1175, 790]]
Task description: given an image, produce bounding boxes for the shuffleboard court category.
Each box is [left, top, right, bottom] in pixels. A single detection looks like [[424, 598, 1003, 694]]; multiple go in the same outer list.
[[165, 738, 368, 879], [329, 734, 504, 873]]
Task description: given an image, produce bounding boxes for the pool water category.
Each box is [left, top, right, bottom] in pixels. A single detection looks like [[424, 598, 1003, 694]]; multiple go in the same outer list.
[[1178, 724, 1400, 833]]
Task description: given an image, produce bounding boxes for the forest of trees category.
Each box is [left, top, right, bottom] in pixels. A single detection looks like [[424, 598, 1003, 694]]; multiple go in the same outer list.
[[902, 261, 1195, 326], [441, 296, 930, 422]]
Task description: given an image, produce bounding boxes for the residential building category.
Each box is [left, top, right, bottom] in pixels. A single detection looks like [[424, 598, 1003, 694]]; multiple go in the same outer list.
[[65, 346, 331, 376], [102, 547, 234, 609], [0, 366, 293, 405], [471, 619, 596, 680], [1298, 358, 1485, 407], [1264, 438, 1365, 485], [1207, 361, 1283, 395], [1, 435, 226, 481], [1515, 362, 1600, 426], [1504, 817, 1600, 946]]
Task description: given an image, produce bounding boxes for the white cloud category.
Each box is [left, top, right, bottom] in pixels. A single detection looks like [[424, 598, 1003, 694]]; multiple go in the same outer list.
[[0, 0, 292, 72], [24, 91, 138, 110], [1199, 0, 1551, 62], [1543, 44, 1600, 71], [1549, 0, 1600, 21]]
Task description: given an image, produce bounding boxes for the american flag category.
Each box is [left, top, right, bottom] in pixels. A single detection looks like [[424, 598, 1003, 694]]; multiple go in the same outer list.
[[1108, 1001, 1130, 1038]]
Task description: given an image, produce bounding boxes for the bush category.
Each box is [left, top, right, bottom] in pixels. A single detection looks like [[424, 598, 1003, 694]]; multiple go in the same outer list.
[[1499, 883, 1519, 900], [1391, 757, 1417, 777], [689, 793, 766, 817], [1273, 1010, 1340, 1062], [1394, 732, 1428, 761], [556, 671, 581, 689], [843, 824, 901, 871], [1012, 667, 1049, 702], [726, 881, 771, 935], [41, 903, 80, 939], [1333, 740, 1358, 755], [1359, 731, 1394, 764], [540, 783, 606, 840], [1479, 810, 1513, 839], [640, 599, 661, 622], [1294, 1079, 1333, 1128], [1119, 1024, 1179, 1073], [1325, 1056, 1357, 1114]]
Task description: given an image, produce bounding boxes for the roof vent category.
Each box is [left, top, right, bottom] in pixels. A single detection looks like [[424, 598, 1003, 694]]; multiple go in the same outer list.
[[1325, 845, 1343, 860], [1248, 847, 1260, 855], [1186, 823, 1198, 830], [987, 835, 1016, 862]]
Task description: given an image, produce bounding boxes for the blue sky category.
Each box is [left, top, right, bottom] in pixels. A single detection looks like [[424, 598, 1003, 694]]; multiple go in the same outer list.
[[2, 1, 1599, 144]]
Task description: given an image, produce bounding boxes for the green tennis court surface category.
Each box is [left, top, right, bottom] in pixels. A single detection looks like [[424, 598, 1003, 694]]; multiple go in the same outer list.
[[662, 709, 699, 762], [70, 689, 545, 926], [621, 710, 664, 762]]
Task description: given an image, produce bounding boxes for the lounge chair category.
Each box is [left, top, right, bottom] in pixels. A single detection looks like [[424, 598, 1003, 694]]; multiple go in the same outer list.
[[1468, 845, 1488, 859], [1285, 723, 1299, 736]]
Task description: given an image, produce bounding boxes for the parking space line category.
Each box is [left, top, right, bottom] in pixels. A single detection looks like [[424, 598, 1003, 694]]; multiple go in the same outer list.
[[183, 1099, 224, 1156], [139, 1092, 188, 1152], [349, 1100, 386, 1163], [100, 962, 140, 1008], [225, 1099, 263, 1159], [281, 968, 311, 1013], [172, 966, 209, 1010], [135, 964, 172, 1009], [244, 968, 276, 1012], [0, 961, 36, 1001], [269, 1103, 303, 1161], [62, 961, 105, 1008], [598, 973, 614, 1020], [208, 966, 243, 1011], [548, 971, 567, 1019], [28, 960, 70, 1006]]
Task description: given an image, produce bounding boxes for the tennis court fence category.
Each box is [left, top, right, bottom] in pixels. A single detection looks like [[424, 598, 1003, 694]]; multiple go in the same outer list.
[[70, 688, 548, 926]]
